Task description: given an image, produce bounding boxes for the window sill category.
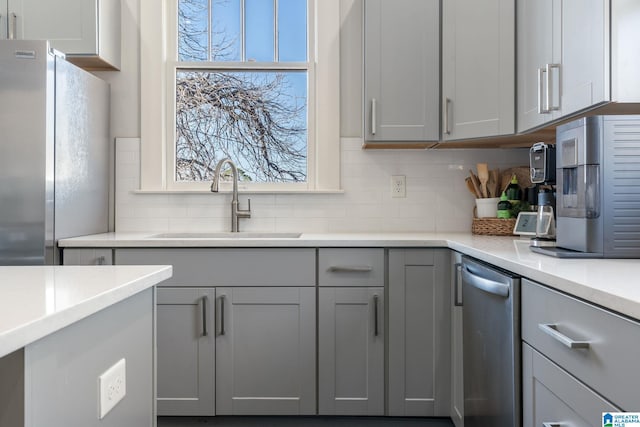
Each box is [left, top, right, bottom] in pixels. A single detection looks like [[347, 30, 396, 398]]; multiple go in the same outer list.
[[131, 189, 344, 195]]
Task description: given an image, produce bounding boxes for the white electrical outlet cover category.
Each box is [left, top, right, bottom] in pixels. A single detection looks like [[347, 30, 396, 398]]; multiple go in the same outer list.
[[98, 358, 126, 419]]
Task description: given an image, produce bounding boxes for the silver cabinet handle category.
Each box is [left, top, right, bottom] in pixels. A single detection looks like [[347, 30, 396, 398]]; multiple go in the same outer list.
[[543, 423, 565, 427], [373, 294, 379, 337], [8, 12, 16, 40], [201, 295, 208, 337], [371, 98, 377, 135], [96, 256, 106, 265], [219, 295, 226, 336], [462, 268, 509, 298], [454, 263, 463, 306], [539, 323, 590, 349], [537, 67, 548, 114], [546, 63, 561, 111], [444, 98, 452, 135], [328, 265, 373, 273]]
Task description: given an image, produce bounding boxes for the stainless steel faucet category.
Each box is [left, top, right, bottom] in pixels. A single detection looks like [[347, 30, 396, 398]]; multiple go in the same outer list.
[[210, 158, 251, 232]]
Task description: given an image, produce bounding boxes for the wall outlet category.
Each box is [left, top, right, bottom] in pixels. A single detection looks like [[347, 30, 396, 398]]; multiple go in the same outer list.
[[391, 175, 406, 198], [98, 358, 126, 419]]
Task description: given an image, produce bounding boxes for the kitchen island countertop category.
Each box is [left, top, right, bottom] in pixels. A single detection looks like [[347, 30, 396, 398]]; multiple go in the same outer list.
[[0, 265, 172, 358], [59, 232, 640, 321]]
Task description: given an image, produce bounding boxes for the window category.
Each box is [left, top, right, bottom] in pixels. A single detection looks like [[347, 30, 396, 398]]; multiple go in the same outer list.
[[139, 0, 340, 192]]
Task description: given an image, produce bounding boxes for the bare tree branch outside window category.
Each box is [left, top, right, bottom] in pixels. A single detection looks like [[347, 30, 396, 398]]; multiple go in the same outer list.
[[175, 0, 308, 183]]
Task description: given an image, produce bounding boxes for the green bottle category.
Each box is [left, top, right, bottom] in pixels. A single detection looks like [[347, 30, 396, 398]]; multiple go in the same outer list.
[[497, 192, 512, 219], [505, 175, 522, 202]]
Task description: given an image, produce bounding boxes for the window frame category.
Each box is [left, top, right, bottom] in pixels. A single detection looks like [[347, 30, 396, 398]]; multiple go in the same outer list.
[[140, 0, 340, 192]]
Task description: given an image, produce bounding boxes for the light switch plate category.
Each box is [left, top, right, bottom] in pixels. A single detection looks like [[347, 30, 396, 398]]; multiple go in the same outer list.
[[98, 358, 126, 419]]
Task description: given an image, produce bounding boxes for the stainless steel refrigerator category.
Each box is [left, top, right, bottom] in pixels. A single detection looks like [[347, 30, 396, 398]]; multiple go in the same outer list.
[[0, 40, 110, 265]]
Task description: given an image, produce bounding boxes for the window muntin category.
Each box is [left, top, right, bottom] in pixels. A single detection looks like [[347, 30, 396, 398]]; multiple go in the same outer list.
[[174, 0, 310, 186]]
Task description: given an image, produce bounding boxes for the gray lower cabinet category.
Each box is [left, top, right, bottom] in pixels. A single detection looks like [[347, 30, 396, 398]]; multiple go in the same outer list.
[[156, 287, 215, 416], [388, 249, 450, 417], [521, 278, 640, 426], [318, 287, 384, 415], [522, 343, 619, 427], [216, 287, 316, 415], [450, 252, 464, 427]]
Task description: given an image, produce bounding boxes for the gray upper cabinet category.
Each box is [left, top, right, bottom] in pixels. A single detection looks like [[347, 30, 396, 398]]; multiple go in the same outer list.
[[1, 0, 121, 70], [216, 287, 316, 416], [318, 286, 384, 416], [517, 0, 613, 133], [156, 288, 215, 416], [387, 249, 450, 417], [364, 0, 440, 143], [441, 0, 514, 141]]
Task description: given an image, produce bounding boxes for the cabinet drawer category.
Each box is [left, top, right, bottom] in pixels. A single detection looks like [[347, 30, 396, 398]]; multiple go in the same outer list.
[[63, 248, 113, 265], [115, 248, 315, 287], [318, 249, 384, 287], [522, 343, 619, 427], [522, 279, 640, 410]]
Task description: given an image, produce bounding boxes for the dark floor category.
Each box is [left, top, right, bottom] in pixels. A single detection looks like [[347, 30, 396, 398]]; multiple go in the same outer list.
[[158, 416, 454, 427]]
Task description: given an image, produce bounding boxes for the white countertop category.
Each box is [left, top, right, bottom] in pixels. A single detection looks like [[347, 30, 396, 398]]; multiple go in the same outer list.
[[59, 232, 640, 321], [0, 265, 172, 358]]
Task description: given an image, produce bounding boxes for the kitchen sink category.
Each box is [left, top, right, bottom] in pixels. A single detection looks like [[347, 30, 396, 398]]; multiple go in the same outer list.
[[149, 232, 302, 239]]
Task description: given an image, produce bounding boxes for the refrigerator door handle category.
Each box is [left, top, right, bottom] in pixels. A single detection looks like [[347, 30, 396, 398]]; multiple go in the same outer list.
[[462, 268, 510, 298]]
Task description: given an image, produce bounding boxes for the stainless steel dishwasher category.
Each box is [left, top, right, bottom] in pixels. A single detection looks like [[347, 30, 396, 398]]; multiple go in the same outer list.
[[461, 256, 521, 427]]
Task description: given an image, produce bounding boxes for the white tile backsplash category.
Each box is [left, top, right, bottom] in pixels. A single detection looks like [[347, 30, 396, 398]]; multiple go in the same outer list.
[[115, 138, 529, 233]]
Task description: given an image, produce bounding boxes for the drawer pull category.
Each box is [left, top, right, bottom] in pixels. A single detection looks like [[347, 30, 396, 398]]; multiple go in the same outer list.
[[539, 323, 590, 349], [543, 423, 565, 427], [328, 266, 373, 273]]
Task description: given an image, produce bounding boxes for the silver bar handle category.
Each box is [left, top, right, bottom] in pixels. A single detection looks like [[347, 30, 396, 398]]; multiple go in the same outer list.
[[537, 67, 548, 114], [543, 423, 565, 427], [444, 98, 452, 135], [328, 265, 373, 273], [454, 263, 463, 306], [546, 63, 561, 111], [371, 98, 377, 135], [8, 12, 16, 40], [539, 323, 589, 349], [219, 295, 226, 336], [201, 296, 208, 337], [462, 268, 510, 298], [373, 294, 379, 336]]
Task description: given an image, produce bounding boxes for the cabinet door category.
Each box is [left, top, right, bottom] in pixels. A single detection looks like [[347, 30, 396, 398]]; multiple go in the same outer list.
[[7, 0, 120, 69], [156, 288, 215, 416], [8, 0, 94, 47], [318, 287, 384, 415], [450, 252, 464, 427], [522, 344, 620, 427], [216, 287, 316, 415], [559, 0, 608, 116], [516, 0, 558, 132], [441, 0, 514, 141], [0, 0, 8, 39], [388, 249, 450, 417], [364, 0, 439, 142]]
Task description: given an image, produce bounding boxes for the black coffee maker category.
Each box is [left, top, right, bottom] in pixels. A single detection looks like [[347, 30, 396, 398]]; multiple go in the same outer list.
[[528, 143, 556, 247]]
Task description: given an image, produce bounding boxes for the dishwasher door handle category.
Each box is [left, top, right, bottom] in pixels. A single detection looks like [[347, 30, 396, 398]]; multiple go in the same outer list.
[[462, 268, 510, 298]]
